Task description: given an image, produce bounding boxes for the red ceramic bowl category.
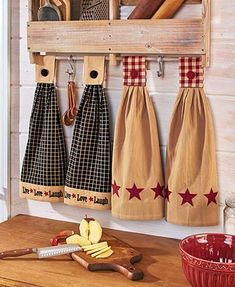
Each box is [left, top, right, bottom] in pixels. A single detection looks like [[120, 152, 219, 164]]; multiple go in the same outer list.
[[179, 234, 235, 287]]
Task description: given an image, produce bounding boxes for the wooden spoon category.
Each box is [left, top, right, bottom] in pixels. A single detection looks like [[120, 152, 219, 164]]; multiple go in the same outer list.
[[152, 0, 186, 19]]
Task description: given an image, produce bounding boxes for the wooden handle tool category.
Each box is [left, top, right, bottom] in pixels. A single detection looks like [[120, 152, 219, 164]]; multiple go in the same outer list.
[[152, 0, 186, 19], [128, 0, 165, 19]]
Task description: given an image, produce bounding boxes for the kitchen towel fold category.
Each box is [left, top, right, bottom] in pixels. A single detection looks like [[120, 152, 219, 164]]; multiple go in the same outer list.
[[64, 56, 112, 210], [112, 56, 164, 220], [165, 57, 219, 226], [20, 83, 67, 202]]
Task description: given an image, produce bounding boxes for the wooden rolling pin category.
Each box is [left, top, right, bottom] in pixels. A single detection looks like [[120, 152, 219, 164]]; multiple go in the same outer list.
[[152, 0, 185, 19], [109, 0, 120, 65], [128, 0, 165, 19]]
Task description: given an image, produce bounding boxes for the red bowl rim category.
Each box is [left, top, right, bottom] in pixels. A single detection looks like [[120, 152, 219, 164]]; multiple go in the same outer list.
[[179, 233, 235, 266]]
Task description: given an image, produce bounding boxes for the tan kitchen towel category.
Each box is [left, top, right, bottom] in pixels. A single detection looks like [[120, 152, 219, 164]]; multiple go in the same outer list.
[[165, 57, 218, 226], [112, 56, 164, 220]]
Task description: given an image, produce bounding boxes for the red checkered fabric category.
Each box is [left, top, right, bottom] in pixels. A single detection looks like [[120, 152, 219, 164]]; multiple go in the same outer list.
[[123, 56, 146, 86], [179, 57, 204, 88]]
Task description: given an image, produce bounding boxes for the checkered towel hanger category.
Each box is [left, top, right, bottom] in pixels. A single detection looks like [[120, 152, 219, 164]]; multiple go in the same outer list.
[[179, 56, 204, 88], [123, 56, 147, 87]]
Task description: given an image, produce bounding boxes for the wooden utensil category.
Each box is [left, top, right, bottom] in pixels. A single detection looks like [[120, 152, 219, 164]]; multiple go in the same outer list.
[[152, 0, 185, 19], [40, 0, 71, 21], [38, 0, 62, 21], [128, 0, 165, 19], [71, 233, 144, 281], [62, 81, 78, 126]]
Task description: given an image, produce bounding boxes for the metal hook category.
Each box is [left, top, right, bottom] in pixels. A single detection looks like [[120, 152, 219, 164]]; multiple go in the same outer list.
[[65, 55, 76, 81], [157, 56, 164, 78]]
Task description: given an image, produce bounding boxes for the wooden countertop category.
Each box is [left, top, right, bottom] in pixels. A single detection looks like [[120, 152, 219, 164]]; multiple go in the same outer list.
[[0, 215, 189, 287]]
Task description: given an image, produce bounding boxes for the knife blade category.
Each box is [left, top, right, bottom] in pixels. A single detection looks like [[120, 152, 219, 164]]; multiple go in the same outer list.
[[0, 244, 81, 259]]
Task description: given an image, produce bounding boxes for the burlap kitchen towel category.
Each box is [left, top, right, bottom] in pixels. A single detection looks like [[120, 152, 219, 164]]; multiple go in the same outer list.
[[20, 83, 67, 202], [165, 57, 218, 226], [112, 56, 164, 220], [64, 56, 112, 210]]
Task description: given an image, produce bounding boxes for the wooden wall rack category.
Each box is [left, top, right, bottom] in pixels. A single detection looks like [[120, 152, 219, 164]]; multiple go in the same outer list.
[[27, 0, 210, 67]]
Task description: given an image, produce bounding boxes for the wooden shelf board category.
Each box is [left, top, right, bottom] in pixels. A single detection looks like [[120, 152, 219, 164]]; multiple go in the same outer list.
[[121, 0, 202, 5], [27, 19, 204, 55]]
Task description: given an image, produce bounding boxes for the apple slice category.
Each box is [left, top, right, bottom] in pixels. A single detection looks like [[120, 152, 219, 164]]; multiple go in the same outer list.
[[96, 249, 114, 259], [66, 234, 91, 247], [82, 242, 108, 251], [91, 246, 111, 258], [86, 244, 109, 255], [89, 220, 102, 244], [79, 219, 89, 239]]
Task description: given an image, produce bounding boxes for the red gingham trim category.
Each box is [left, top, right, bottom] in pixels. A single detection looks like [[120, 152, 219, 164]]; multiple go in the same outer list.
[[179, 57, 204, 88], [123, 56, 146, 86]]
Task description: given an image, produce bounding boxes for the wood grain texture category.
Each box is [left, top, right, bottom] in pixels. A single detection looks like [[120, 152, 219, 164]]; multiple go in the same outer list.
[[72, 233, 144, 281], [0, 215, 189, 286], [121, 0, 201, 5], [202, 0, 210, 66], [109, 0, 120, 65], [27, 19, 204, 55]]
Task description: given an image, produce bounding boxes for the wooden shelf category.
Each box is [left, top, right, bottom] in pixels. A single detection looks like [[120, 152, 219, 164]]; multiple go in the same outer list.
[[27, 0, 210, 66], [28, 19, 204, 55]]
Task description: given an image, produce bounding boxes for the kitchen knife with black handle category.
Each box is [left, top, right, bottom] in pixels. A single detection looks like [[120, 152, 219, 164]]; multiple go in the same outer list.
[[0, 244, 81, 259]]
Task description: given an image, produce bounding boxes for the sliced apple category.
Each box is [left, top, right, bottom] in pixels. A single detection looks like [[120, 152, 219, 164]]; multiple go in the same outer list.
[[86, 244, 109, 255], [89, 220, 102, 244], [66, 234, 91, 247], [82, 242, 108, 251], [96, 249, 114, 259], [79, 217, 103, 244], [91, 246, 111, 258], [79, 219, 89, 239]]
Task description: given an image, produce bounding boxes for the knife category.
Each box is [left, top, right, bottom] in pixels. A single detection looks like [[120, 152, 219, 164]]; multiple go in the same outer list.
[[0, 244, 81, 259]]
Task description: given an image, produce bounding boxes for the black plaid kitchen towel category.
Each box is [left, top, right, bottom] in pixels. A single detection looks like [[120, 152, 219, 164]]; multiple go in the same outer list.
[[20, 83, 67, 202], [64, 85, 112, 210]]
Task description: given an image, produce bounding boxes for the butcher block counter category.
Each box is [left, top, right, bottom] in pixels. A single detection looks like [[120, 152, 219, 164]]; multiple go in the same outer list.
[[0, 215, 189, 287]]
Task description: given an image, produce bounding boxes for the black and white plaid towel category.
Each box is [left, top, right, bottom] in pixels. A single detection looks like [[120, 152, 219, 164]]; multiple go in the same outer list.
[[20, 83, 67, 202], [64, 85, 111, 210]]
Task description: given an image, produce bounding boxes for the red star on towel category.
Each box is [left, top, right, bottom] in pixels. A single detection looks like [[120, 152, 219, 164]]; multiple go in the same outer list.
[[44, 191, 49, 196], [72, 193, 76, 199], [179, 189, 197, 206], [164, 186, 172, 202], [152, 183, 164, 199], [112, 181, 121, 197], [204, 189, 218, 206], [89, 197, 94, 202], [126, 184, 144, 200]]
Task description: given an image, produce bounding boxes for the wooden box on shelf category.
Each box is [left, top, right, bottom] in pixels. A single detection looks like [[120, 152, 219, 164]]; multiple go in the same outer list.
[[27, 0, 210, 66]]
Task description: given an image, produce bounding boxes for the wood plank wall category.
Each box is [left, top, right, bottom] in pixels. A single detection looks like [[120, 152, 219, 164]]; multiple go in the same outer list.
[[10, 0, 235, 239]]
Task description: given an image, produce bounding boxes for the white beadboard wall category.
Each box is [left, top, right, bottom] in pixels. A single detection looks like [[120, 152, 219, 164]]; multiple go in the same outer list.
[[10, 0, 235, 239]]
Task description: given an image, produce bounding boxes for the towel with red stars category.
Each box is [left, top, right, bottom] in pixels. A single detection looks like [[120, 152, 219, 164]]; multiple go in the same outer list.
[[111, 56, 164, 220], [165, 57, 219, 226]]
